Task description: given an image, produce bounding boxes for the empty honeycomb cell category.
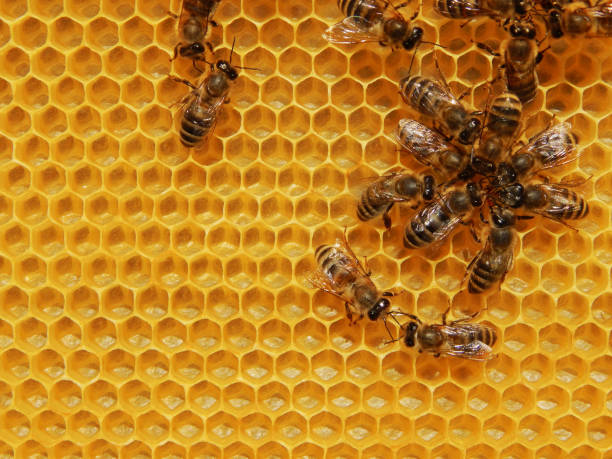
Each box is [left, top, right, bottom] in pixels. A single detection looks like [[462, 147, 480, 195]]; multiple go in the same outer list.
[[537, 323, 571, 356], [557, 230, 591, 264], [0, 195, 12, 227], [50, 135, 83, 167], [224, 18, 258, 51], [504, 324, 536, 356], [103, 223, 135, 257], [329, 78, 365, 114], [545, 83, 581, 115], [225, 255, 258, 289], [119, 16, 153, 50], [32, 286, 65, 320], [223, 381, 255, 414], [555, 354, 588, 388], [276, 106, 309, 139], [583, 83, 612, 118], [17, 77, 49, 110], [66, 349, 99, 383], [541, 261, 574, 294], [1, 222, 30, 256], [225, 193, 259, 226], [456, 50, 490, 84], [207, 223, 241, 258], [0, 47, 30, 80], [573, 322, 606, 356], [102, 0, 135, 19], [564, 52, 598, 87], [245, 226, 278, 259], [189, 381, 221, 416], [1, 348, 29, 382], [1, 106, 31, 138], [118, 380, 151, 413], [173, 411, 204, 441], [50, 316, 81, 350], [136, 410, 169, 442], [0, 78, 12, 108], [171, 350, 204, 381], [575, 261, 607, 295], [521, 228, 556, 263], [156, 192, 188, 226], [15, 379, 47, 413], [535, 385, 569, 419], [49, 16, 83, 51], [221, 135, 257, 169], [2, 409, 31, 442], [365, 78, 400, 112], [588, 416, 612, 448], [259, 18, 294, 52], [572, 385, 603, 418], [17, 254, 48, 288], [16, 317, 47, 351], [521, 354, 553, 387]]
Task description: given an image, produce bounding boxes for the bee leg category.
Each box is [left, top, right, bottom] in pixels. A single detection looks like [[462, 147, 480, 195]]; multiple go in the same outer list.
[[171, 43, 182, 61], [450, 308, 485, 325], [169, 75, 198, 90], [459, 19, 473, 28], [433, 51, 452, 94], [211, 20, 219, 27], [469, 223, 480, 243], [535, 45, 550, 64], [167, 10, 178, 19], [345, 302, 354, 324], [441, 306, 451, 325], [383, 212, 392, 230], [382, 317, 396, 341], [473, 40, 501, 58]]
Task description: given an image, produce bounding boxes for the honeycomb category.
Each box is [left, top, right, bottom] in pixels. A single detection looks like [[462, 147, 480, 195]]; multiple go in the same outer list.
[[0, 0, 611, 456]]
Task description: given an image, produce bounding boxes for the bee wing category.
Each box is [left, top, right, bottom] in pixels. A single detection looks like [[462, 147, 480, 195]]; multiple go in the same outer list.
[[584, 3, 612, 18], [435, 324, 496, 360], [323, 16, 381, 44], [394, 119, 460, 170], [528, 183, 586, 218], [516, 122, 579, 170]]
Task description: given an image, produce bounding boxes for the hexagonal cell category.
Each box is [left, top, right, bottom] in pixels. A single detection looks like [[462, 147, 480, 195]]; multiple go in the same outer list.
[[278, 46, 311, 81], [0, 106, 31, 138], [546, 82, 581, 116], [335, 78, 367, 111], [16, 77, 49, 110], [0, 47, 30, 80], [0, 78, 12, 108], [85, 192, 118, 225], [314, 47, 348, 81], [102, 0, 135, 19]]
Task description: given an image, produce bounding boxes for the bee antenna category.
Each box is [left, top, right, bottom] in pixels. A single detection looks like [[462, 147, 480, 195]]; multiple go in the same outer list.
[[229, 37, 236, 64], [421, 40, 447, 49], [234, 64, 261, 71], [406, 41, 420, 77]]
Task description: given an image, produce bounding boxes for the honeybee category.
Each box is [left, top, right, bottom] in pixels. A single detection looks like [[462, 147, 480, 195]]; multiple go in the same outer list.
[[403, 184, 482, 249], [499, 182, 589, 220], [434, 0, 533, 20], [401, 307, 497, 360], [323, 0, 423, 49], [546, 1, 612, 38], [503, 20, 542, 103], [357, 171, 436, 229], [466, 206, 516, 293], [308, 231, 397, 327], [171, 43, 244, 148], [172, 0, 221, 66], [395, 119, 471, 178], [493, 122, 578, 186], [472, 91, 523, 175], [399, 72, 482, 145]]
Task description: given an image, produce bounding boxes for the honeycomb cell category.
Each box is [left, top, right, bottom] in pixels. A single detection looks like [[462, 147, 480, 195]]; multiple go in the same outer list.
[[17, 77, 49, 110], [1, 47, 30, 80], [1, 106, 31, 138], [49, 16, 82, 50]]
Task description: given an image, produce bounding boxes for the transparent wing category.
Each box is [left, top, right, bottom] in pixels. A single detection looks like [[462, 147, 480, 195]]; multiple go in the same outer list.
[[323, 16, 381, 44], [435, 324, 496, 360], [434, 0, 491, 17], [529, 183, 586, 218], [394, 119, 462, 169], [305, 269, 345, 296], [585, 2, 612, 18], [357, 171, 424, 203], [515, 122, 579, 170]]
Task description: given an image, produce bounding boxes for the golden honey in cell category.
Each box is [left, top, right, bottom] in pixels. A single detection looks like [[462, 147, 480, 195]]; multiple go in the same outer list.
[[323, 0, 423, 50], [401, 308, 497, 360], [357, 171, 435, 229]]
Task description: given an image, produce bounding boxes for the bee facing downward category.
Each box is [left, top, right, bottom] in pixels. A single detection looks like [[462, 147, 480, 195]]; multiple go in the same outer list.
[[172, 0, 222, 68], [308, 230, 398, 330], [402, 307, 497, 360], [323, 0, 424, 50]]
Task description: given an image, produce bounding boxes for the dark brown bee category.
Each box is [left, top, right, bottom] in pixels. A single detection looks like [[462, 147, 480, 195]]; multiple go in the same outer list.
[[493, 122, 578, 186], [472, 91, 523, 175], [395, 119, 471, 178], [466, 206, 516, 293], [403, 184, 482, 249], [323, 0, 423, 50], [499, 182, 589, 220], [402, 308, 497, 360], [435, 0, 493, 18], [307, 231, 396, 327], [399, 74, 481, 145], [172, 0, 221, 67], [546, 1, 612, 38], [357, 171, 436, 229], [171, 57, 238, 148]]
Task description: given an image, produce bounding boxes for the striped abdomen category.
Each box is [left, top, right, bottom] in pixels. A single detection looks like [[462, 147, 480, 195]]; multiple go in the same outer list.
[[505, 40, 538, 103], [545, 189, 589, 220], [435, 0, 484, 18], [404, 202, 452, 248], [357, 184, 390, 221], [488, 92, 522, 136], [180, 103, 216, 148], [468, 230, 514, 293], [338, 0, 381, 21], [399, 76, 448, 118], [450, 325, 498, 347]]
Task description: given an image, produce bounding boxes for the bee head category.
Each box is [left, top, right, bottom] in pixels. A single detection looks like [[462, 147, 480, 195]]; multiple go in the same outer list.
[[491, 205, 516, 228], [493, 162, 517, 187], [499, 183, 524, 208], [466, 182, 483, 207], [216, 60, 239, 80], [509, 21, 536, 39], [368, 298, 390, 321], [403, 321, 419, 347], [459, 118, 481, 145], [403, 27, 423, 50], [472, 155, 497, 176]]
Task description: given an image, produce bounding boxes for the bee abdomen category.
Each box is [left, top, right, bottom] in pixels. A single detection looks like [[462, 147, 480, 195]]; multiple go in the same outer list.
[[180, 113, 214, 147], [435, 0, 483, 17], [339, 0, 378, 21], [357, 187, 387, 221], [507, 71, 537, 103], [468, 258, 501, 293]]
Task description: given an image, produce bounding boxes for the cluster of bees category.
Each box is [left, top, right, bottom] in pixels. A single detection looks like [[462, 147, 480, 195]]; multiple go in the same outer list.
[[167, 0, 605, 359]]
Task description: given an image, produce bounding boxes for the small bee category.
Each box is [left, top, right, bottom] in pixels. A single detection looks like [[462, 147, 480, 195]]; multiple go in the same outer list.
[[401, 307, 497, 360], [472, 91, 523, 175], [493, 122, 578, 186], [404, 184, 482, 249], [434, 0, 494, 19], [499, 182, 589, 220], [172, 0, 221, 67], [546, 1, 612, 38], [503, 20, 543, 103], [308, 231, 397, 330], [395, 119, 471, 178], [171, 42, 247, 148], [357, 171, 436, 229], [323, 0, 423, 50], [399, 71, 482, 145], [466, 206, 516, 293]]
